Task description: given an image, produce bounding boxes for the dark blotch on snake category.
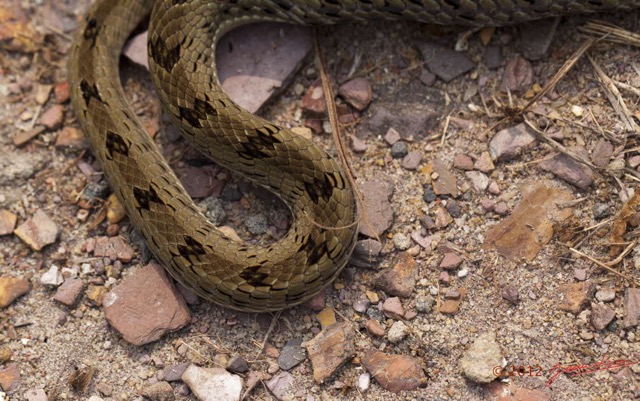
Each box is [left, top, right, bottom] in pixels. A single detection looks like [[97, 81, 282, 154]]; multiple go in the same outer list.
[[132, 185, 163, 211], [80, 79, 103, 106], [105, 130, 130, 159]]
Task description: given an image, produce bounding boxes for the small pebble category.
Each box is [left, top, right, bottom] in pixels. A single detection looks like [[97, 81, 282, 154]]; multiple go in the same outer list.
[[387, 321, 408, 343], [390, 141, 408, 158]]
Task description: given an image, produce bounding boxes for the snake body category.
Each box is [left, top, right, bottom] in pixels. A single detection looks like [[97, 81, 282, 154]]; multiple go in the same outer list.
[[68, 0, 636, 311]]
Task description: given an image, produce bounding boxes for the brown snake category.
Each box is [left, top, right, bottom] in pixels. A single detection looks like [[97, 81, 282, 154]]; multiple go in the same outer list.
[[68, 0, 636, 311]]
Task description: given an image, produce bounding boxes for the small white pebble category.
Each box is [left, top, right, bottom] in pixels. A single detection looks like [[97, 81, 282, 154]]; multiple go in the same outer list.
[[357, 372, 371, 392], [457, 268, 469, 278], [571, 105, 584, 117]]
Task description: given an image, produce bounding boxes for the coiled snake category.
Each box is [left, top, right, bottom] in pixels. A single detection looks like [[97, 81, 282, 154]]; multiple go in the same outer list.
[[68, 0, 636, 311]]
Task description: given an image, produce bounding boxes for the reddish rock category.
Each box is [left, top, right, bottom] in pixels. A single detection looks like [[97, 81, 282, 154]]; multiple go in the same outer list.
[[53, 278, 84, 307], [305, 321, 355, 383], [365, 319, 385, 337], [539, 148, 594, 190], [12, 126, 45, 147], [103, 263, 191, 345], [14, 210, 59, 251], [591, 302, 615, 331], [91, 236, 134, 263], [558, 281, 596, 315], [37, 104, 64, 130], [0, 363, 20, 392], [401, 151, 423, 170], [489, 123, 537, 162], [55, 126, 87, 149], [375, 253, 418, 297], [0, 276, 31, 309], [500, 56, 533, 92], [358, 178, 394, 238], [362, 351, 428, 392], [591, 139, 614, 168], [426, 159, 458, 197], [483, 182, 573, 261], [0, 209, 17, 235], [439, 253, 463, 270], [453, 154, 474, 170], [302, 81, 326, 115], [623, 288, 640, 328], [53, 81, 70, 104], [338, 78, 372, 111], [382, 297, 405, 319], [474, 151, 495, 173]]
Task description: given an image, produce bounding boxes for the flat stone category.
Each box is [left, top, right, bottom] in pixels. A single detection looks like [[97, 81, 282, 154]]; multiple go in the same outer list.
[[539, 150, 594, 189], [103, 263, 191, 345], [489, 123, 537, 162], [358, 177, 394, 238], [37, 104, 64, 130], [0, 209, 17, 235], [623, 288, 640, 328], [278, 338, 305, 371], [439, 253, 463, 270], [382, 297, 404, 319], [518, 18, 559, 61], [0, 363, 20, 392], [483, 182, 574, 261], [13, 125, 45, 147], [140, 381, 174, 401], [453, 154, 474, 171], [161, 362, 190, 382], [474, 151, 495, 173], [401, 150, 423, 170], [0, 276, 31, 309], [338, 78, 372, 111], [384, 128, 401, 145], [53, 278, 84, 307], [350, 135, 368, 153], [362, 351, 427, 392], [365, 319, 385, 336], [557, 281, 596, 315], [305, 321, 355, 383], [500, 56, 533, 92], [375, 252, 418, 298], [14, 210, 59, 251], [25, 388, 48, 401], [460, 331, 504, 383], [595, 289, 616, 302], [55, 126, 87, 149], [226, 355, 249, 374], [425, 159, 458, 197], [182, 365, 243, 401], [301, 80, 326, 115], [91, 236, 134, 263], [316, 306, 337, 328], [265, 371, 295, 401], [592, 139, 614, 168], [591, 302, 616, 331], [439, 298, 461, 314], [418, 42, 475, 83], [484, 45, 503, 69]]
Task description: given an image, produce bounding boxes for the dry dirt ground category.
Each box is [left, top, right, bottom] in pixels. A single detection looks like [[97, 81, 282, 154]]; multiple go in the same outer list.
[[1, 1, 640, 400]]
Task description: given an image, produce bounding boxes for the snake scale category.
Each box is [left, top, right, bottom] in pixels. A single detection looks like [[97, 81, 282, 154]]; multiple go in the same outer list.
[[68, 0, 636, 311]]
